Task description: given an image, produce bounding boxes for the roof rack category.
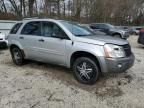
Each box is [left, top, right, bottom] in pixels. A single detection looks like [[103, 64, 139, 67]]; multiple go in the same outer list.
[[23, 17, 39, 20]]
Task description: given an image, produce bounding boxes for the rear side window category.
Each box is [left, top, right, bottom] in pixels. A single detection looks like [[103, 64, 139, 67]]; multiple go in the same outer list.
[[94, 24, 100, 29], [99, 24, 106, 29], [10, 23, 22, 34], [21, 21, 41, 36], [90, 24, 100, 29]]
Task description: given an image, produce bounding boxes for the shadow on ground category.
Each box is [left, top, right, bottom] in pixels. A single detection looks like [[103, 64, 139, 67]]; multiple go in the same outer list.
[[1, 49, 134, 98], [20, 60, 134, 98]]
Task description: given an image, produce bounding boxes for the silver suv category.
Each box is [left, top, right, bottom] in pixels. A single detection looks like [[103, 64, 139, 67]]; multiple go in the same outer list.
[[8, 19, 135, 84]]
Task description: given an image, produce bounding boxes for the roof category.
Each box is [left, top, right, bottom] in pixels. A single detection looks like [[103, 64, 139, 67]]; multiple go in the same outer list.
[[21, 18, 63, 24]]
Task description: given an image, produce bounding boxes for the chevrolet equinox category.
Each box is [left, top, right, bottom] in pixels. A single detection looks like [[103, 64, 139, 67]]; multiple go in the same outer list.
[[8, 19, 135, 84]]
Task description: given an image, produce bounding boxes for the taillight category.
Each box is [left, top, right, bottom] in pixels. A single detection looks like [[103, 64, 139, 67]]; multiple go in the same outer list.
[[140, 28, 144, 33]]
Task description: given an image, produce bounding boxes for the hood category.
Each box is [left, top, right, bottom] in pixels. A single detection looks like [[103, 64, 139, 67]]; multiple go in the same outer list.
[[75, 35, 128, 46], [110, 28, 127, 33]]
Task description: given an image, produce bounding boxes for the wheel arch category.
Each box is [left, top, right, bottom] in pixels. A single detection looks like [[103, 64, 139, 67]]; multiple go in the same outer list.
[[112, 32, 122, 37], [10, 44, 25, 58], [70, 51, 101, 72]]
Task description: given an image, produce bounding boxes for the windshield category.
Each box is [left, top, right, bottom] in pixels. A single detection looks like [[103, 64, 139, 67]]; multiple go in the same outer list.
[[61, 21, 95, 37], [106, 24, 115, 29]]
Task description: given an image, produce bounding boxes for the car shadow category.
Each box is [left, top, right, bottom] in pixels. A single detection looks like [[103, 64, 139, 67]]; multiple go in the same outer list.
[[0, 47, 8, 55], [22, 60, 133, 97], [0, 47, 8, 50], [137, 45, 144, 49]]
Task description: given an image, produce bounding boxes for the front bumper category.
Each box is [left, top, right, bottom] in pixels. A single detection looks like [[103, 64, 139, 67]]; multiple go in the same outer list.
[[105, 54, 135, 73], [0, 40, 8, 46], [138, 34, 144, 45]]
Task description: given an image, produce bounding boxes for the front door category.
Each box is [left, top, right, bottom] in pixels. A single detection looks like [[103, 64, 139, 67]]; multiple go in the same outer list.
[[38, 21, 69, 65]]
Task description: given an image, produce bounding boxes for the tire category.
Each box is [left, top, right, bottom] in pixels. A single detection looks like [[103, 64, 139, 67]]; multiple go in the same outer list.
[[3, 42, 8, 49], [11, 47, 24, 65], [73, 57, 100, 85], [133, 32, 137, 35], [113, 34, 121, 38], [0, 42, 7, 49]]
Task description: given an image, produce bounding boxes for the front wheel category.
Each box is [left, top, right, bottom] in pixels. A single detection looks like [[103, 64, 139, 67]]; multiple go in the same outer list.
[[113, 34, 121, 38], [73, 57, 100, 85]]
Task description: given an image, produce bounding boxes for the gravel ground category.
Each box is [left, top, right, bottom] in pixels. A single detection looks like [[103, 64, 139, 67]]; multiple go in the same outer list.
[[0, 36, 144, 108]]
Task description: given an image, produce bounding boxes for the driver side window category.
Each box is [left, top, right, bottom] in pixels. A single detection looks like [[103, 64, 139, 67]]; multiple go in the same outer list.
[[53, 24, 64, 37], [42, 22, 53, 37], [41, 21, 69, 39]]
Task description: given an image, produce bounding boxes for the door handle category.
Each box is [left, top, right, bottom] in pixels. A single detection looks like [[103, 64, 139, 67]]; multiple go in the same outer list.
[[38, 39, 44, 42], [19, 37, 24, 39]]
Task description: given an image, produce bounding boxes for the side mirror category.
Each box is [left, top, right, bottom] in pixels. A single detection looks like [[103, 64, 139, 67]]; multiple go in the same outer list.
[[52, 32, 67, 39]]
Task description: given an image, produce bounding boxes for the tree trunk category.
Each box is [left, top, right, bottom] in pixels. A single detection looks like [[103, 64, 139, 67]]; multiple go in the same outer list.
[[57, 0, 60, 18], [75, 0, 81, 21], [2, 0, 7, 13], [22, 0, 26, 17], [8, 0, 21, 19], [28, 0, 35, 17], [20, 0, 23, 18], [63, 1, 65, 18]]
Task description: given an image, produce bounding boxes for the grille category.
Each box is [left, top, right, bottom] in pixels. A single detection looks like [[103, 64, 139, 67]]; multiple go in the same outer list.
[[122, 44, 131, 57]]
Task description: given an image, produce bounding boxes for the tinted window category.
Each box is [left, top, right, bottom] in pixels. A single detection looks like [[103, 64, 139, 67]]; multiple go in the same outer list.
[[10, 23, 22, 34], [95, 24, 114, 29], [52, 23, 67, 38], [42, 22, 68, 39], [95, 24, 101, 29], [41, 22, 53, 37], [91, 24, 105, 29], [98, 24, 107, 29], [21, 21, 41, 36], [90, 24, 99, 29], [105, 24, 115, 29]]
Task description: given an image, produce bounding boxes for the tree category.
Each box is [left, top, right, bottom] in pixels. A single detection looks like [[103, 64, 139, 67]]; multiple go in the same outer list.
[[28, 0, 35, 16], [8, 0, 22, 18], [0, 0, 7, 13]]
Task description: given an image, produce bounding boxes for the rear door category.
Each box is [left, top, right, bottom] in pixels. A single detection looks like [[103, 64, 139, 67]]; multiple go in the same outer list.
[[20, 21, 43, 59]]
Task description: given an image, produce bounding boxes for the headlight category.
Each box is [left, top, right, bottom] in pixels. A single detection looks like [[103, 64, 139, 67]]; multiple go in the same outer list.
[[104, 44, 125, 58], [120, 30, 125, 35]]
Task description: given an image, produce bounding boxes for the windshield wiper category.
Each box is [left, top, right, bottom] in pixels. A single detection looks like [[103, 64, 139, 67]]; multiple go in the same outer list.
[[75, 34, 92, 37]]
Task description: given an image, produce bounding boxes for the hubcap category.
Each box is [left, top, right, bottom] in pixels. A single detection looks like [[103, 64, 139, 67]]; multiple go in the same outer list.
[[77, 62, 93, 80], [13, 50, 21, 63]]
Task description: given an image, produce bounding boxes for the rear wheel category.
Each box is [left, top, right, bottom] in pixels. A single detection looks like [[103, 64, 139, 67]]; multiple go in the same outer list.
[[11, 47, 24, 65], [73, 57, 100, 85]]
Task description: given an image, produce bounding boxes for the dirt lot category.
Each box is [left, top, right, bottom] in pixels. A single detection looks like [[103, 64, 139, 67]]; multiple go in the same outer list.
[[0, 36, 144, 108]]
